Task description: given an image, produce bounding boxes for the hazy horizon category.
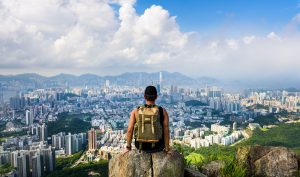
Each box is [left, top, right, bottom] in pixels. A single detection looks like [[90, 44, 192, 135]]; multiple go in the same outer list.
[[1, 0, 300, 81]]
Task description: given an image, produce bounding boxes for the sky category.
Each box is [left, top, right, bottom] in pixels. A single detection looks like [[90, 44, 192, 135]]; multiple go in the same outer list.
[[0, 0, 300, 81]]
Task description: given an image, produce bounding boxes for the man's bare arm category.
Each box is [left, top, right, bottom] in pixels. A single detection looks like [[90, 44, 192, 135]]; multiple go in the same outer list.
[[163, 108, 170, 151], [126, 109, 136, 148]]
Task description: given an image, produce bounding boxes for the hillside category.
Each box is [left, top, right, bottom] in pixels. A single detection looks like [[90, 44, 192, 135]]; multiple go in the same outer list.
[[240, 123, 300, 154], [47, 112, 92, 135], [174, 123, 300, 176]]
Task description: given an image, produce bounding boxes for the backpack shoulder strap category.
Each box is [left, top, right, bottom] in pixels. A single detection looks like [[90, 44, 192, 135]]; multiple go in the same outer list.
[[135, 106, 142, 122], [158, 106, 164, 125]]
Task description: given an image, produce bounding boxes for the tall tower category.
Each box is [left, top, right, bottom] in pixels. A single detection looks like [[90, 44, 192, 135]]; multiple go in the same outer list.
[[17, 154, 30, 177], [88, 128, 97, 151], [39, 124, 47, 142], [159, 71, 163, 94], [159, 71, 163, 88], [25, 110, 33, 126], [65, 133, 72, 155]]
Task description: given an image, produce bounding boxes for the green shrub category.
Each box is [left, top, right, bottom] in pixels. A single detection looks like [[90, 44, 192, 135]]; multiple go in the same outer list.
[[221, 160, 247, 177]]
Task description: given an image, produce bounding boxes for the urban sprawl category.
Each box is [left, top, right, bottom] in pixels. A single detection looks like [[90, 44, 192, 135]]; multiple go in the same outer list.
[[1, 73, 300, 177]]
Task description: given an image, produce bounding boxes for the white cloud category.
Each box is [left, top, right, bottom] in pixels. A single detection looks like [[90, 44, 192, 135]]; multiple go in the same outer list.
[[0, 0, 300, 81], [226, 39, 239, 50], [242, 35, 255, 44], [267, 32, 280, 40]]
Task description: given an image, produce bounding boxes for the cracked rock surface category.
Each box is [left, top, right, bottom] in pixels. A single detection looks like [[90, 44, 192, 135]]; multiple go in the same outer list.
[[109, 150, 185, 177]]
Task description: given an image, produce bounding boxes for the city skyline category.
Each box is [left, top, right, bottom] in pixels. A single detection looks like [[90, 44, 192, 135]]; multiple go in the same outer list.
[[0, 0, 300, 81]]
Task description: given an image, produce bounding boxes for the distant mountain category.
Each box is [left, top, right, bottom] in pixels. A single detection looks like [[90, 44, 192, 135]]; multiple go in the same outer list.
[[196, 76, 219, 85], [0, 71, 219, 90]]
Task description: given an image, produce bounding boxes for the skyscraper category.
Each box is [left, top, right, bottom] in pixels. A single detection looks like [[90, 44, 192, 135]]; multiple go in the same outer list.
[[31, 153, 44, 177], [10, 151, 18, 167], [25, 110, 33, 126], [43, 147, 55, 172], [39, 124, 47, 142], [65, 133, 72, 155], [88, 128, 97, 151], [159, 71, 163, 92], [17, 154, 30, 177]]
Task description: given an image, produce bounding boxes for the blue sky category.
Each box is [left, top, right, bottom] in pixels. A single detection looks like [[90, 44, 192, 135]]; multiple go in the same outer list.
[[1, 0, 300, 82], [136, 0, 300, 36]]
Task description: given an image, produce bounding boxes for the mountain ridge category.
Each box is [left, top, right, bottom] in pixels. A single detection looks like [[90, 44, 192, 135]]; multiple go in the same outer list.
[[0, 71, 218, 89]]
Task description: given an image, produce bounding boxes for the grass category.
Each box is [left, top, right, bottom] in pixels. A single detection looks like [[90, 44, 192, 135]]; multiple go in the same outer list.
[[240, 123, 300, 149], [220, 160, 247, 177]]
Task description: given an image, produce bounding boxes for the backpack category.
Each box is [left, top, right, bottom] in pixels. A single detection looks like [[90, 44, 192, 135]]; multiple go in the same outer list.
[[134, 104, 163, 149]]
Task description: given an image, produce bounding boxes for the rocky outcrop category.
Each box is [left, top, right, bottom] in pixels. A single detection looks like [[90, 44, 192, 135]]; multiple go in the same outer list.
[[201, 160, 224, 177], [152, 150, 185, 177], [236, 145, 299, 177], [109, 150, 185, 177]]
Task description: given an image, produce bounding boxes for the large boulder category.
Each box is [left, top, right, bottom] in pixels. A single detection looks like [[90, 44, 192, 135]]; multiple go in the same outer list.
[[109, 150, 185, 177], [236, 145, 299, 177], [109, 150, 152, 177], [152, 150, 185, 177]]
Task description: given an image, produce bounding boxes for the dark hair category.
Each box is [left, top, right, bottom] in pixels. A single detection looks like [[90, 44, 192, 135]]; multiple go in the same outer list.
[[144, 94, 157, 101], [144, 86, 157, 101]]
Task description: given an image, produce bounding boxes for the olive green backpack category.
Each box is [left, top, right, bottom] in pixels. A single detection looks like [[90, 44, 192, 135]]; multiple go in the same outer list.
[[134, 104, 163, 149]]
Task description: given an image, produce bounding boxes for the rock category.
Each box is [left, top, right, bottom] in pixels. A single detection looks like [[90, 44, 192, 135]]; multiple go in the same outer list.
[[109, 149, 185, 177], [109, 150, 152, 177], [152, 150, 185, 177], [236, 145, 299, 177], [184, 168, 207, 177], [201, 160, 224, 177]]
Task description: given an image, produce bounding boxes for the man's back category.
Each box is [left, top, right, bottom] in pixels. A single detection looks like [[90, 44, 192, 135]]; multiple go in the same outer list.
[[125, 86, 170, 154], [133, 104, 165, 153]]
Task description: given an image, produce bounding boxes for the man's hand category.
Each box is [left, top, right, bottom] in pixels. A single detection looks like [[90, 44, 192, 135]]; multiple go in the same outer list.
[[122, 146, 132, 156], [164, 147, 172, 155]]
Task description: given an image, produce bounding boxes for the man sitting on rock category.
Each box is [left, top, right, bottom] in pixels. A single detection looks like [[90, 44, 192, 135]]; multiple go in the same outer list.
[[125, 85, 170, 153]]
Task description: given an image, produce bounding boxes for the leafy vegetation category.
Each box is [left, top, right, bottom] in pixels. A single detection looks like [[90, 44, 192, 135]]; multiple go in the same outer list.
[[185, 100, 207, 107], [56, 150, 84, 170], [240, 123, 300, 152], [47, 112, 91, 135], [0, 131, 27, 141], [220, 160, 247, 177], [46, 160, 108, 177], [185, 153, 205, 164], [253, 114, 278, 126], [0, 164, 14, 176], [175, 123, 300, 176], [174, 144, 244, 175], [174, 144, 236, 167]]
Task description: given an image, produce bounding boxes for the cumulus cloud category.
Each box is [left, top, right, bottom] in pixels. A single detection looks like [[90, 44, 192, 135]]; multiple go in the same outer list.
[[0, 0, 300, 81]]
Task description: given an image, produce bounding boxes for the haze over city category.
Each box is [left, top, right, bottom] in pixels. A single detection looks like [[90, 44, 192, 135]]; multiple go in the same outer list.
[[1, 0, 300, 85]]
